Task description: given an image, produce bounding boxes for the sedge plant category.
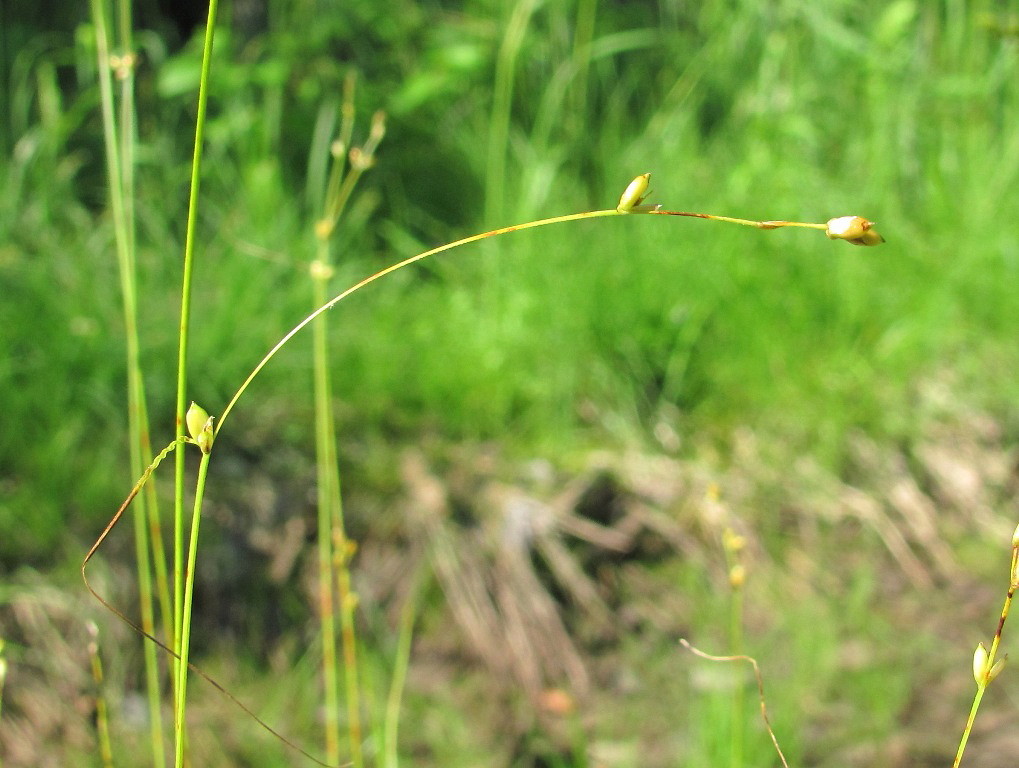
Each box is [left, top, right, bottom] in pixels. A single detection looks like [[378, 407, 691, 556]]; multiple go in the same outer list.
[[308, 71, 386, 768], [84, 166, 884, 765]]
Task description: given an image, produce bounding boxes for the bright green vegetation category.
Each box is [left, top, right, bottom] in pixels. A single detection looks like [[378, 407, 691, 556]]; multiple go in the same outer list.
[[2, 0, 1019, 766]]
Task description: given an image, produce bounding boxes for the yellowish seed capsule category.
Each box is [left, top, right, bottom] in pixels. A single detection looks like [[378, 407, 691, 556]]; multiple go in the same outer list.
[[186, 401, 215, 453], [185, 402, 210, 442], [825, 215, 885, 246], [974, 643, 990, 685], [617, 173, 652, 212]]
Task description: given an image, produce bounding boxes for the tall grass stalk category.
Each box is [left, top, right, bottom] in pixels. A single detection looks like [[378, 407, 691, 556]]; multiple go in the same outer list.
[[309, 73, 384, 767], [172, 1, 219, 764], [383, 568, 426, 768], [87, 623, 115, 768], [90, 1, 168, 763], [174, 448, 212, 767], [568, 0, 596, 132], [722, 526, 746, 768], [485, 0, 540, 225]]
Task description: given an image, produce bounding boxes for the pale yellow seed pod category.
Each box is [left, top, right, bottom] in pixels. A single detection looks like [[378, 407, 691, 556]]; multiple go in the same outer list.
[[186, 402, 210, 442], [973, 642, 990, 685], [617, 173, 651, 212], [825, 216, 885, 246], [186, 401, 215, 453]]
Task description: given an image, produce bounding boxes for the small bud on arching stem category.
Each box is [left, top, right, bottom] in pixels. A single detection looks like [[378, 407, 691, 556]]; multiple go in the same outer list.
[[614, 173, 885, 246]]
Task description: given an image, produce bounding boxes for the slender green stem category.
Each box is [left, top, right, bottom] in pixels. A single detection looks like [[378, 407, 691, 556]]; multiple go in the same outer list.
[[726, 568, 744, 768], [383, 567, 425, 768], [88, 628, 115, 768], [953, 544, 1019, 768], [485, 0, 539, 224], [569, 0, 596, 134], [310, 81, 375, 765], [218, 204, 847, 436], [334, 535, 363, 768], [649, 209, 829, 230], [173, 0, 219, 761], [218, 208, 622, 434], [91, 2, 167, 764], [174, 450, 212, 768], [312, 257, 342, 764]]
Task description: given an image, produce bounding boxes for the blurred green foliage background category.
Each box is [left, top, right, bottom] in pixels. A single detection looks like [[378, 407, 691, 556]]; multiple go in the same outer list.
[[4, 0, 1018, 561], [2, 0, 1019, 765]]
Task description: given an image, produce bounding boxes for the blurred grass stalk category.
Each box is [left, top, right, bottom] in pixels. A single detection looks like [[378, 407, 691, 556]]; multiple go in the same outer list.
[[308, 72, 384, 767], [87, 623, 115, 768], [722, 525, 747, 768], [90, 0, 171, 765]]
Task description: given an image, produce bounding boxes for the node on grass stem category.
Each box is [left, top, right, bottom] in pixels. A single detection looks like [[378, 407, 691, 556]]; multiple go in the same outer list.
[[309, 259, 335, 281]]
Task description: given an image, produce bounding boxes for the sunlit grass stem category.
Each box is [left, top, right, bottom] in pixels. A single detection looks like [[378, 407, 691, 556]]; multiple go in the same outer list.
[[217, 201, 871, 434], [174, 446, 212, 768], [172, 0, 219, 764]]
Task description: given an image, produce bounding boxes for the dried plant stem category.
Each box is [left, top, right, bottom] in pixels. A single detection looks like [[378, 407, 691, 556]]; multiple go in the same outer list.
[[680, 639, 790, 768]]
